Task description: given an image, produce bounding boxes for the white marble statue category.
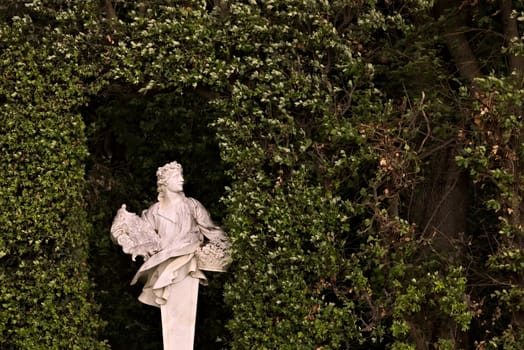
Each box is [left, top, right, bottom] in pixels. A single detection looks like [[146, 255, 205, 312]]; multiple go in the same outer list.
[[110, 161, 231, 350]]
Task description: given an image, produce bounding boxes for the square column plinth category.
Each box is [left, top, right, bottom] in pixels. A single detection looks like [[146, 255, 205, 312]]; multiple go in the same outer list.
[[160, 276, 200, 350]]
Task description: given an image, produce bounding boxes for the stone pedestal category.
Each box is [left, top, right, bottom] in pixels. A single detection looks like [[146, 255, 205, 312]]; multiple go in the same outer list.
[[160, 276, 200, 350]]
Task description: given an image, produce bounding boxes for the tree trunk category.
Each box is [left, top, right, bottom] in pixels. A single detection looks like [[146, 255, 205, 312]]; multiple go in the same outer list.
[[501, 0, 524, 74], [404, 2, 481, 347], [411, 146, 469, 258], [501, 0, 524, 330], [438, 0, 482, 83], [408, 145, 469, 348]]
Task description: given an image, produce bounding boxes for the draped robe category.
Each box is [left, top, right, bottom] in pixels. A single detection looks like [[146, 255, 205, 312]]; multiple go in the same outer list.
[[131, 194, 227, 307]]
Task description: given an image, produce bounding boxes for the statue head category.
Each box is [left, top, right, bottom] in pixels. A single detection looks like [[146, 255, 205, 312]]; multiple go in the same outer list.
[[156, 161, 184, 196]]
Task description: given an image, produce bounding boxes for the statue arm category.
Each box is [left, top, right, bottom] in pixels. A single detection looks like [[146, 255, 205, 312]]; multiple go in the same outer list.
[[190, 198, 232, 272], [190, 198, 228, 241]]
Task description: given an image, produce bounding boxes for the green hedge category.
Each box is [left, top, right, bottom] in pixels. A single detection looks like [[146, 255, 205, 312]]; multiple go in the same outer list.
[[0, 2, 107, 349]]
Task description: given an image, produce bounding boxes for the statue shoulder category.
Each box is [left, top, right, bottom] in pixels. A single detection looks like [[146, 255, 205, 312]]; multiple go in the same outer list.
[[184, 197, 208, 215], [149, 201, 161, 211], [185, 197, 202, 208], [142, 201, 160, 215]]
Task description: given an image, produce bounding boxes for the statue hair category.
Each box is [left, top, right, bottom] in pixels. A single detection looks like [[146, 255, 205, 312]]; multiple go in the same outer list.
[[156, 161, 183, 200]]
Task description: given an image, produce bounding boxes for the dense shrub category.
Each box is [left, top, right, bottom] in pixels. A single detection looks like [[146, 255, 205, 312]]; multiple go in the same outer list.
[[0, 2, 108, 348]]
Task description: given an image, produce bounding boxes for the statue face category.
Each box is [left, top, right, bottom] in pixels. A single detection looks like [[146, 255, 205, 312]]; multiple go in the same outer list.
[[166, 171, 184, 193]]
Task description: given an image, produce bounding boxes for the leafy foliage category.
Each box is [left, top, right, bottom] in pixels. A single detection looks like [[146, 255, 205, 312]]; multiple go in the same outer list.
[[2, 0, 524, 349], [0, 1, 108, 348]]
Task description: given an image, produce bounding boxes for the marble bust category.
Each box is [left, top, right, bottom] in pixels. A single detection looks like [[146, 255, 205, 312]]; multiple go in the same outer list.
[[110, 161, 231, 350]]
